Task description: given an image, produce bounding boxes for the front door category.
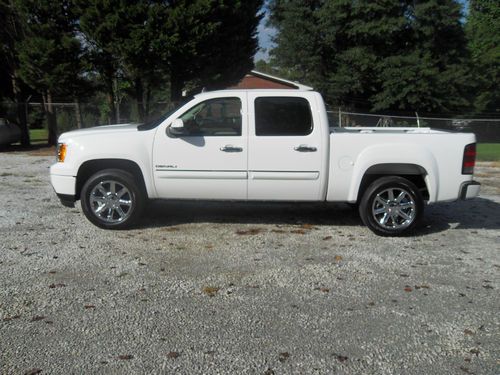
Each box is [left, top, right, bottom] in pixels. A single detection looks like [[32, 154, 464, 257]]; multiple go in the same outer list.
[[247, 92, 325, 201], [152, 94, 248, 200]]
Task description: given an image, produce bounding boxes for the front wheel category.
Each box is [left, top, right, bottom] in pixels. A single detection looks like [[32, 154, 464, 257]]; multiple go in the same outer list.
[[359, 176, 424, 236], [80, 169, 145, 229]]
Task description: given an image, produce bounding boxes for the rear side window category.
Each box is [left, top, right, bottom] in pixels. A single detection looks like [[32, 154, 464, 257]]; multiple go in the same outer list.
[[255, 97, 313, 136]]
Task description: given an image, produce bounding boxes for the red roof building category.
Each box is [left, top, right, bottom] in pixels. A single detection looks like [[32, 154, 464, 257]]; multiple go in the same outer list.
[[229, 70, 313, 90]]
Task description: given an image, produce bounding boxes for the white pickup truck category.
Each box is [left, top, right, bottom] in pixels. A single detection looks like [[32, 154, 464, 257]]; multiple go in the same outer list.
[[50, 89, 480, 235]]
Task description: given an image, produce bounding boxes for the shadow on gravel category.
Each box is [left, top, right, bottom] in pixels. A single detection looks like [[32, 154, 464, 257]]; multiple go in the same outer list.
[[417, 197, 500, 235], [137, 197, 500, 235], [140, 201, 362, 229]]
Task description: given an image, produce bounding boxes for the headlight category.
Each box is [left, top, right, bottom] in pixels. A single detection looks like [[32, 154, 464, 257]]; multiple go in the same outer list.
[[57, 143, 67, 162]]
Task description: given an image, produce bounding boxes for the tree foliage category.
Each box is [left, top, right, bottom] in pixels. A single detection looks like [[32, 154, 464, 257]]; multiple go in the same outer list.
[[269, 0, 474, 113], [466, 0, 500, 114]]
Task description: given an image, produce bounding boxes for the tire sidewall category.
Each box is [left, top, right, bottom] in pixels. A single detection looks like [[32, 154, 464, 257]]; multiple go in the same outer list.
[[81, 169, 144, 229], [359, 176, 424, 236]]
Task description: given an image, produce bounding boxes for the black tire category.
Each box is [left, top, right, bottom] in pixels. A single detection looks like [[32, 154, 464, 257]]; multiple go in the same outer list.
[[359, 176, 424, 236], [80, 169, 145, 229]]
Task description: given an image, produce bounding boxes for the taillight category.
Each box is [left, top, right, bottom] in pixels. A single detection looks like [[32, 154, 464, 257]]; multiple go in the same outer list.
[[462, 143, 476, 175]]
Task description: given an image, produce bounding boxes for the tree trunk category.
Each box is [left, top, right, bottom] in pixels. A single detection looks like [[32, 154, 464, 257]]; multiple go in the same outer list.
[[106, 79, 117, 124], [12, 76, 30, 147], [145, 84, 152, 121], [74, 97, 83, 129], [113, 77, 120, 124], [135, 78, 145, 121], [44, 90, 58, 146], [170, 75, 184, 106]]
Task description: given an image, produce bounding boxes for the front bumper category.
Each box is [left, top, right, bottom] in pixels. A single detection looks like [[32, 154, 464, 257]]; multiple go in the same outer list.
[[459, 181, 481, 200]]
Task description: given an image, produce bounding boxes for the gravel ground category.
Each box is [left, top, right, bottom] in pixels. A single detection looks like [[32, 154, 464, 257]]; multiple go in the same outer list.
[[0, 152, 499, 375]]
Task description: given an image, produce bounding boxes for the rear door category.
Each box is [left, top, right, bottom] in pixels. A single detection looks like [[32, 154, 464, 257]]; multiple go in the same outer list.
[[247, 92, 326, 201]]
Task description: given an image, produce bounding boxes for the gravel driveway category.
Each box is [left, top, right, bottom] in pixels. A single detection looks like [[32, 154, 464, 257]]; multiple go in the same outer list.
[[1, 152, 499, 375]]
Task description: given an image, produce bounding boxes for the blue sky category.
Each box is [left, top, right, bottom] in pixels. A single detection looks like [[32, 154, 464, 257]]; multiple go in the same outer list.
[[255, 0, 469, 62]]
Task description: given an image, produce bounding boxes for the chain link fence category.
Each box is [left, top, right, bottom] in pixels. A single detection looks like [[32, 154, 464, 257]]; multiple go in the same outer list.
[[1, 101, 499, 144], [327, 110, 500, 143]]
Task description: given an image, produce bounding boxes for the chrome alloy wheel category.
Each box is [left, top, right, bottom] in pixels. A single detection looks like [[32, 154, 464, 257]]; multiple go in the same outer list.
[[89, 180, 133, 223], [371, 188, 416, 230]]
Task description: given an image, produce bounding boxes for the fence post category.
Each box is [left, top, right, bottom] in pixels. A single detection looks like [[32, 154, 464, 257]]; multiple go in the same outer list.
[[415, 112, 420, 128], [338, 107, 342, 127]]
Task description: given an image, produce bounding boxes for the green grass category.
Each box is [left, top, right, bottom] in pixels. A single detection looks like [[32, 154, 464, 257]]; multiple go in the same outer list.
[[477, 143, 500, 162], [30, 128, 48, 143]]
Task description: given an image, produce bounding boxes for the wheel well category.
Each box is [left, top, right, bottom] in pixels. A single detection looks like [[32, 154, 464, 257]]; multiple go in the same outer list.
[[76, 159, 147, 200], [356, 164, 429, 202]]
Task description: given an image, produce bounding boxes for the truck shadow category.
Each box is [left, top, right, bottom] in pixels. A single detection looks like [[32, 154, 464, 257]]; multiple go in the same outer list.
[[139, 197, 500, 235]]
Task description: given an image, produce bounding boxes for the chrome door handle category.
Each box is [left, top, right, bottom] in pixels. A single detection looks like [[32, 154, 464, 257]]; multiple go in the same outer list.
[[294, 145, 317, 152], [220, 145, 243, 152]]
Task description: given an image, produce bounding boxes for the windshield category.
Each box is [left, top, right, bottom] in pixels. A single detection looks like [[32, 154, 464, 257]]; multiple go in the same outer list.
[[138, 98, 193, 131]]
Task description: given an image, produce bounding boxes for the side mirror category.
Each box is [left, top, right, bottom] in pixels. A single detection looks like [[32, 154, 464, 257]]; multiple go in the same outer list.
[[168, 118, 186, 137]]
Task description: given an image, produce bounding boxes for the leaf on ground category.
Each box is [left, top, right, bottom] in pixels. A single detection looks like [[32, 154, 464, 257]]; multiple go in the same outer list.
[[314, 287, 330, 293], [322, 236, 332, 240], [48, 283, 66, 289], [333, 353, 348, 362], [84, 305, 96, 309], [278, 352, 290, 362], [30, 316, 45, 322], [47, 271, 56, 274], [482, 284, 493, 289], [469, 348, 480, 356], [334, 255, 343, 262], [164, 227, 179, 232], [263, 368, 275, 375], [202, 286, 219, 297], [399, 274, 410, 277], [3, 315, 21, 321], [415, 285, 430, 290], [118, 355, 133, 360], [24, 369, 42, 375], [271, 229, 286, 233], [290, 229, 306, 235], [301, 224, 315, 230], [167, 351, 179, 359], [236, 228, 264, 235], [464, 329, 475, 335], [404, 286, 413, 292]]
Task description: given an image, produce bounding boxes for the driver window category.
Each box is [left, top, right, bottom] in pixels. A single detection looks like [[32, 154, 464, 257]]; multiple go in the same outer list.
[[180, 97, 242, 136]]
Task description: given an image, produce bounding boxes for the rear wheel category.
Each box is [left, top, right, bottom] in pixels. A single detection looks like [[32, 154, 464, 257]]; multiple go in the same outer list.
[[359, 176, 424, 236], [81, 169, 145, 229]]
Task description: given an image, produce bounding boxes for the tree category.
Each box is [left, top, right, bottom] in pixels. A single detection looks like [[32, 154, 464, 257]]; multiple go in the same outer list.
[[0, 0, 31, 146], [80, 0, 263, 120], [149, 0, 263, 103], [269, 0, 471, 113], [16, 0, 84, 145], [466, 0, 500, 114]]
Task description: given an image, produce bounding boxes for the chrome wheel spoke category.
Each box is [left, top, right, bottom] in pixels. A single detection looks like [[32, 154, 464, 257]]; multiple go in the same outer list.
[[387, 189, 395, 201], [89, 179, 133, 224], [372, 187, 416, 230], [398, 209, 411, 220], [119, 199, 132, 206]]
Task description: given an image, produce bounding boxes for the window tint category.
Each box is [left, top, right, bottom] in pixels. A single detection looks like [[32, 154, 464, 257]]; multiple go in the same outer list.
[[255, 97, 313, 136], [180, 97, 241, 136]]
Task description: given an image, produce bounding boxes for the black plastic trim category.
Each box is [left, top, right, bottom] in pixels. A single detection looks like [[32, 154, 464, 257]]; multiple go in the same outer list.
[[57, 193, 76, 208], [459, 181, 481, 200]]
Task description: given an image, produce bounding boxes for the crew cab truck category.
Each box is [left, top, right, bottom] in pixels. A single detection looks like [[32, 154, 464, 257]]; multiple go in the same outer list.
[[50, 89, 480, 236]]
